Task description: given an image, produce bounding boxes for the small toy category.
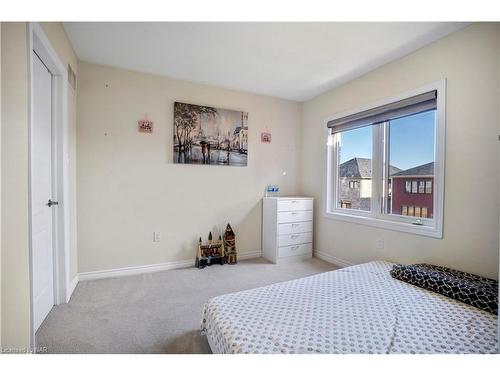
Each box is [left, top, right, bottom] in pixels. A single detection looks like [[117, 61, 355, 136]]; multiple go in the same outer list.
[[195, 232, 225, 269], [223, 223, 237, 265], [195, 224, 238, 268]]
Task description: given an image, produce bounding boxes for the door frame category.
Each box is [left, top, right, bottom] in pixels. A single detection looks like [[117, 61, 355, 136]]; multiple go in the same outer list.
[[27, 22, 71, 344]]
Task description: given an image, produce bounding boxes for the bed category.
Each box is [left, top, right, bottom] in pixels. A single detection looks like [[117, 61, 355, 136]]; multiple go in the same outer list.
[[200, 261, 498, 354]]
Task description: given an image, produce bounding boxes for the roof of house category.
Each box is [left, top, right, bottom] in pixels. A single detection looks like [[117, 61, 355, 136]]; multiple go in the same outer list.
[[339, 157, 401, 178], [391, 161, 434, 177]]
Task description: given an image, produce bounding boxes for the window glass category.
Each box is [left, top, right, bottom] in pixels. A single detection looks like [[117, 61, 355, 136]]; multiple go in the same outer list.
[[341, 201, 352, 209], [386, 110, 435, 218], [421, 207, 428, 218], [425, 181, 432, 194], [348, 181, 359, 189], [418, 181, 425, 194], [411, 181, 418, 193], [405, 181, 411, 193], [337, 126, 372, 211]]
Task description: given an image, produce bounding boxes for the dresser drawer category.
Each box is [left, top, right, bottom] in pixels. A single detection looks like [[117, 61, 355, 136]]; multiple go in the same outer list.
[[278, 232, 312, 247], [278, 221, 313, 235], [279, 243, 312, 258], [277, 199, 313, 212], [277, 210, 313, 223]]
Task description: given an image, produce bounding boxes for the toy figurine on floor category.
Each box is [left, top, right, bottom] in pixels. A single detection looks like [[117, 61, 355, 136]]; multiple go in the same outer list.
[[223, 223, 237, 265], [195, 231, 225, 269]]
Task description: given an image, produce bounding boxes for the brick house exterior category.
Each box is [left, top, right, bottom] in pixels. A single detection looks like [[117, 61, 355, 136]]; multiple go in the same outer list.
[[391, 162, 434, 218]]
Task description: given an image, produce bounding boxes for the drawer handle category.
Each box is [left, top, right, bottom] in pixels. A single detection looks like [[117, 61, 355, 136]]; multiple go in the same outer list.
[[291, 212, 298, 215], [292, 223, 299, 227], [291, 234, 299, 239], [291, 246, 300, 250], [291, 201, 299, 204]]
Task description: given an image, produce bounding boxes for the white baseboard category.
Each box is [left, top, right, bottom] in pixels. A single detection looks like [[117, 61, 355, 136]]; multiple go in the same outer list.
[[78, 250, 263, 281], [238, 250, 262, 260], [66, 275, 79, 302], [78, 259, 194, 281], [314, 250, 354, 268]]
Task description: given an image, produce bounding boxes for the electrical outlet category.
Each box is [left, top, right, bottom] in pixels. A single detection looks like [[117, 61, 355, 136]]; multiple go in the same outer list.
[[153, 232, 162, 242], [376, 238, 384, 250]]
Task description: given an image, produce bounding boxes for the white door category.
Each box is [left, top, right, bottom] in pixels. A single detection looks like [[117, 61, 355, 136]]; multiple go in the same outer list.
[[32, 51, 55, 332]]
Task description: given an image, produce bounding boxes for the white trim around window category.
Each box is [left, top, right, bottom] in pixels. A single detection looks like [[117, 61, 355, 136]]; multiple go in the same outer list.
[[323, 80, 446, 239]]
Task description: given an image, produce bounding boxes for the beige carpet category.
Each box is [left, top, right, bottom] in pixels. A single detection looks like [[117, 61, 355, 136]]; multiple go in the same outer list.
[[36, 257, 337, 354]]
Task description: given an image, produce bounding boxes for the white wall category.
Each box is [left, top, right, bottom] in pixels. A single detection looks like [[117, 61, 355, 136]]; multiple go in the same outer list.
[[1, 22, 31, 348], [76, 62, 302, 273], [302, 23, 500, 279]]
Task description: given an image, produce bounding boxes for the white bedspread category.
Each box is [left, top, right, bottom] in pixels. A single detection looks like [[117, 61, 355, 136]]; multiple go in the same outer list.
[[200, 261, 498, 354]]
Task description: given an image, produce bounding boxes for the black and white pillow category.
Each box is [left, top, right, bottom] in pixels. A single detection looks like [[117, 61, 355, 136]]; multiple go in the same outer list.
[[390, 263, 498, 315]]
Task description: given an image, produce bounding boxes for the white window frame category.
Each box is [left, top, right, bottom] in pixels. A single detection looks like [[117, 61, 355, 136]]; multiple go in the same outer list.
[[324, 80, 446, 238]]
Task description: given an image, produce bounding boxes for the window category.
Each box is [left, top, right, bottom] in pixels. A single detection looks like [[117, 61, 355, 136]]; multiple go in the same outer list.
[[418, 181, 425, 194], [421, 207, 428, 218], [336, 126, 372, 212], [340, 201, 352, 209], [348, 180, 360, 189], [405, 181, 411, 193], [416, 181, 433, 194], [411, 181, 418, 193], [325, 82, 445, 238], [401, 206, 429, 218], [405, 180, 432, 195], [425, 181, 432, 194]]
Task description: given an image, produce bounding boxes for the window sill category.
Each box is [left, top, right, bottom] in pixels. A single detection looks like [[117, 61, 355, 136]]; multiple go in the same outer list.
[[323, 210, 443, 239]]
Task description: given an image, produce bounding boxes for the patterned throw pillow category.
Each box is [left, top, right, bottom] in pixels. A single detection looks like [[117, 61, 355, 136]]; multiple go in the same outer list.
[[390, 263, 498, 315]]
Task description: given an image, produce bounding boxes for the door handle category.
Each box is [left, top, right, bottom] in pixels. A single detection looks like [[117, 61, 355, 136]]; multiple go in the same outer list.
[[47, 199, 59, 207]]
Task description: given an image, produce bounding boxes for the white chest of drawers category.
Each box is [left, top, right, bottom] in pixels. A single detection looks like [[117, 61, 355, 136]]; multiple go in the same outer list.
[[262, 197, 313, 263]]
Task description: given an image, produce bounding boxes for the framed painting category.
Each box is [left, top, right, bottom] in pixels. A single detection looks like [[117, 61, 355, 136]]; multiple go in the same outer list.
[[173, 102, 248, 166]]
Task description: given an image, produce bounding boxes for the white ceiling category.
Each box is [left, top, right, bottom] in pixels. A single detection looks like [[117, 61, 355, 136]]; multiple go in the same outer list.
[[63, 22, 468, 102]]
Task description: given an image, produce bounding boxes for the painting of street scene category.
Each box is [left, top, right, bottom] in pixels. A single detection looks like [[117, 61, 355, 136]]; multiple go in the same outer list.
[[173, 102, 248, 166]]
